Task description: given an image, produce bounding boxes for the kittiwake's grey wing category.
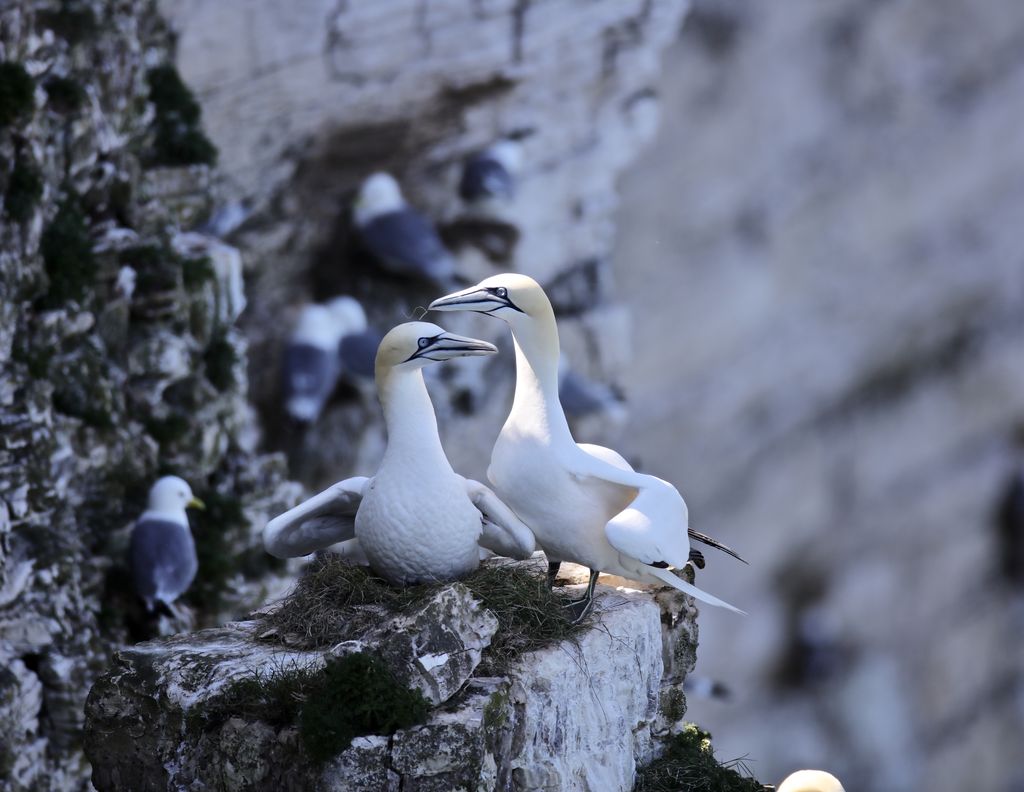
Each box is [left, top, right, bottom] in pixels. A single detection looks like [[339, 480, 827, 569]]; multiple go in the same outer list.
[[264, 477, 369, 558], [130, 519, 198, 608], [360, 210, 454, 283], [283, 342, 341, 422], [339, 329, 384, 380], [459, 157, 514, 202], [463, 478, 536, 559]]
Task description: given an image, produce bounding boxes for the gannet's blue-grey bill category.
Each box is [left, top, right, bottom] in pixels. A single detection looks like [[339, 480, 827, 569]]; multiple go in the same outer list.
[[429, 285, 523, 314], [406, 331, 498, 362]]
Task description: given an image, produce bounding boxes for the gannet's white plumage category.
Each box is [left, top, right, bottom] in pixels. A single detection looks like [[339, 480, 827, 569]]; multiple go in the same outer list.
[[777, 769, 845, 792], [430, 274, 744, 615], [130, 476, 205, 612], [264, 321, 535, 585]]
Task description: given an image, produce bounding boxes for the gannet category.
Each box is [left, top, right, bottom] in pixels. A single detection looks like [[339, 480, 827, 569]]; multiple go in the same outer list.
[[282, 297, 367, 422], [459, 140, 523, 205], [354, 172, 454, 284], [777, 769, 845, 792], [264, 321, 536, 585], [430, 274, 745, 618], [130, 476, 205, 613]]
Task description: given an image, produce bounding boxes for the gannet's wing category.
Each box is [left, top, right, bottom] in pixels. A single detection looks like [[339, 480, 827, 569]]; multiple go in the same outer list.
[[264, 477, 370, 558], [463, 478, 536, 559], [571, 444, 745, 614], [574, 443, 746, 564], [687, 528, 747, 564]]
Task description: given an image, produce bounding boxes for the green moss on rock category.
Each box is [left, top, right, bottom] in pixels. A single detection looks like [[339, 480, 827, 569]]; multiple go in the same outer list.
[[183, 489, 246, 613], [38, 1, 98, 45], [300, 653, 429, 761], [182, 255, 214, 289], [4, 153, 43, 223], [38, 193, 97, 307], [634, 725, 765, 792], [44, 75, 85, 114], [146, 66, 217, 166], [203, 335, 237, 391], [0, 62, 35, 128], [194, 652, 429, 763]]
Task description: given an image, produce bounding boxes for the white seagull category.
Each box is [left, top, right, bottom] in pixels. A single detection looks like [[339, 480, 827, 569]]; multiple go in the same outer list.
[[430, 274, 745, 619], [777, 770, 845, 792], [130, 476, 205, 614], [282, 296, 367, 423], [354, 172, 455, 284], [264, 321, 536, 586]]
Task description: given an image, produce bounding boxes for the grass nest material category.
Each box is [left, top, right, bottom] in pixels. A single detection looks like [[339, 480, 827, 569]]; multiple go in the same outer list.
[[634, 725, 766, 792], [260, 555, 591, 674]]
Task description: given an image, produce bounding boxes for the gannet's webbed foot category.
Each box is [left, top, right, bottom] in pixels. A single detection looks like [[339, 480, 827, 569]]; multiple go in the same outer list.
[[688, 549, 705, 569], [562, 569, 599, 624], [546, 560, 561, 589]]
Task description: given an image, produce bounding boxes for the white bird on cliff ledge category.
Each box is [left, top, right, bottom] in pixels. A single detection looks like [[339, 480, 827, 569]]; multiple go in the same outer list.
[[283, 296, 367, 423], [264, 322, 536, 585], [430, 274, 745, 620], [777, 769, 845, 792], [354, 172, 455, 285], [130, 476, 205, 614]]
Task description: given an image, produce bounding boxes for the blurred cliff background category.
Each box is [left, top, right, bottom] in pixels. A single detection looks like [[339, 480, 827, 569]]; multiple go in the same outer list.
[[2, 0, 1023, 789]]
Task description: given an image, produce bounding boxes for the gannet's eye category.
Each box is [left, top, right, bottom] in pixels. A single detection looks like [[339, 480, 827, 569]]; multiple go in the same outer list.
[[496, 287, 508, 298], [418, 337, 431, 349]]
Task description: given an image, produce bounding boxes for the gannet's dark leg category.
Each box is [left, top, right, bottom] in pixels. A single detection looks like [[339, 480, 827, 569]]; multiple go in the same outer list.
[[688, 549, 706, 569], [564, 569, 600, 623], [546, 560, 561, 589]]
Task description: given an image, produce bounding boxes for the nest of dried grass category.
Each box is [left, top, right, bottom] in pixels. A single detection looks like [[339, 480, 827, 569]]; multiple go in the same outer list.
[[634, 725, 767, 792], [258, 555, 591, 674]]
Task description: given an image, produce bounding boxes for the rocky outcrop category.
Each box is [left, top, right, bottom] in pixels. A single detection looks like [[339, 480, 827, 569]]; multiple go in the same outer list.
[[0, 3, 300, 788], [85, 568, 699, 792]]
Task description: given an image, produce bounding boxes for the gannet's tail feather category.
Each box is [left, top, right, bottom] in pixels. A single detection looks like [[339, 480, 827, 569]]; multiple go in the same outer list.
[[647, 565, 746, 615], [687, 528, 748, 564]]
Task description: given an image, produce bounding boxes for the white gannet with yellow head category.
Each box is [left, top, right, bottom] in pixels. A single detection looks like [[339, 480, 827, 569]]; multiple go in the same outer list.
[[777, 770, 845, 792], [264, 321, 535, 586], [429, 274, 745, 618]]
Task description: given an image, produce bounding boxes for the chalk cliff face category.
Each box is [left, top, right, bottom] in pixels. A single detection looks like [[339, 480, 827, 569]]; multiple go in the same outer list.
[[160, 0, 693, 487], [615, 1, 1024, 790], [2, 1, 694, 788]]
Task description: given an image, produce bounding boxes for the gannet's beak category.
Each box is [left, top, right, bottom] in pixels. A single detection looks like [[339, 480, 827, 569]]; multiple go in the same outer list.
[[410, 331, 497, 362], [429, 285, 522, 315], [187, 496, 206, 511]]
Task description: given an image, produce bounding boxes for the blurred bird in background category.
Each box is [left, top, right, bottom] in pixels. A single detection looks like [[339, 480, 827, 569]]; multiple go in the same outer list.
[[353, 172, 455, 285], [130, 476, 205, 616]]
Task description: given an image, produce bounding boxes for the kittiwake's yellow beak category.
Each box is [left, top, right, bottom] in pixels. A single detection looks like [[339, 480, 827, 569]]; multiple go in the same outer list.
[[187, 496, 206, 510]]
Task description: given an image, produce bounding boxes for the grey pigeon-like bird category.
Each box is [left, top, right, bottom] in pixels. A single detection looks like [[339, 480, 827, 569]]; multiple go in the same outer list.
[[353, 172, 454, 284], [130, 476, 204, 613], [459, 140, 522, 205], [283, 296, 368, 422]]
